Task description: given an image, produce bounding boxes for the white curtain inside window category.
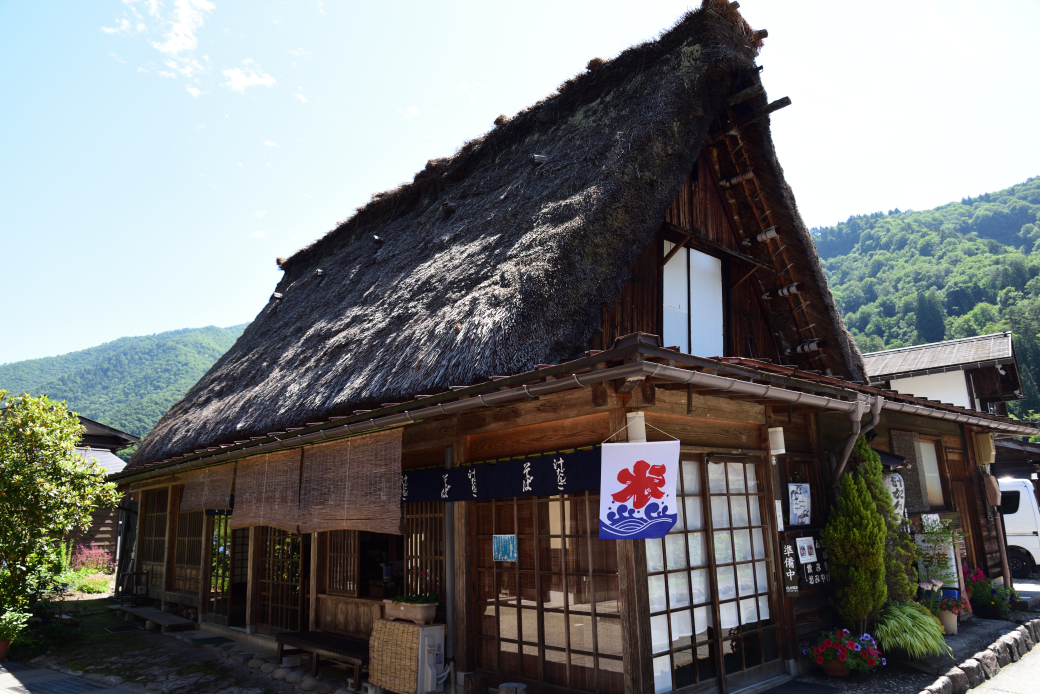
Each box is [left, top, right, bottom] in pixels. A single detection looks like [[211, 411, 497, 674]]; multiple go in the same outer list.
[[919, 440, 945, 507], [662, 241, 689, 353], [689, 249, 723, 358]]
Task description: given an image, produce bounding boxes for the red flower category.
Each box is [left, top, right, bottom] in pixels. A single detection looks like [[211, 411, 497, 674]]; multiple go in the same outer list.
[[868, 659, 876, 667], [838, 652, 847, 662], [816, 656, 824, 664], [846, 641, 854, 649], [823, 639, 832, 647]]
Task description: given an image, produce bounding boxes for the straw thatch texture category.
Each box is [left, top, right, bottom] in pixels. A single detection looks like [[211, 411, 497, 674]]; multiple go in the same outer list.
[[368, 619, 421, 694], [179, 463, 236, 512], [229, 449, 301, 532], [299, 429, 403, 535], [129, 1, 863, 471]]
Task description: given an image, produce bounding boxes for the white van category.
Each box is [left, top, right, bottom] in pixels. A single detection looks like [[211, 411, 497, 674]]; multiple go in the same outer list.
[[999, 478, 1040, 578]]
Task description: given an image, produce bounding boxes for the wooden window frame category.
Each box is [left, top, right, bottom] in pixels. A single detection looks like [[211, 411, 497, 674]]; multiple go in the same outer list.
[[646, 456, 781, 694], [255, 526, 303, 635], [474, 493, 623, 694], [404, 502, 446, 605], [919, 436, 952, 511], [172, 509, 204, 593], [208, 515, 233, 619], [139, 488, 169, 589], [325, 529, 360, 597]]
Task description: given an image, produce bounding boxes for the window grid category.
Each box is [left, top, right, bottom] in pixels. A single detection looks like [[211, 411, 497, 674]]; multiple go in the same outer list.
[[403, 501, 445, 604], [646, 457, 778, 693], [172, 510, 204, 593], [256, 526, 302, 635], [139, 488, 168, 587], [208, 516, 232, 617], [475, 493, 622, 694], [326, 529, 360, 596]]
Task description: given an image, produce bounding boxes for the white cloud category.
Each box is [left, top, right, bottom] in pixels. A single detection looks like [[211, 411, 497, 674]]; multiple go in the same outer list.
[[252, 230, 267, 239], [256, 210, 268, 218], [186, 86, 202, 97], [158, 70, 177, 78], [295, 93, 308, 103], [223, 60, 276, 93], [288, 48, 311, 57], [404, 106, 420, 119], [318, 1, 327, 15], [108, 51, 126, 64], [263, 140, 278, 147], [103, 0, 212, 82]]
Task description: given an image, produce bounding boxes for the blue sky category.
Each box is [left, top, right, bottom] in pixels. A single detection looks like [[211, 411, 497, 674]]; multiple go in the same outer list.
[[3, 1, 1039, 364]]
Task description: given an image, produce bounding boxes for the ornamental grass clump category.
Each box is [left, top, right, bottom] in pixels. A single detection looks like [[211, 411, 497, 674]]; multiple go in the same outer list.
[[807, 628, 886, 672], [873, 601, 950, 659]]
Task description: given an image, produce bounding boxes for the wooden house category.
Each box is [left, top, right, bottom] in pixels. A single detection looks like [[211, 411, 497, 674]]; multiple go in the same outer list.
[[111, 3, 1036, 693], [68, 416, 138, 558]]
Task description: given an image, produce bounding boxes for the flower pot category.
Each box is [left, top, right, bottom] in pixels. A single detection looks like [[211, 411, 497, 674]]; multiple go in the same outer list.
[[0, 639, 10, 662], [820, 660, 850, 677], [938, 610, 958, 635], [383, 600, 438, 625]]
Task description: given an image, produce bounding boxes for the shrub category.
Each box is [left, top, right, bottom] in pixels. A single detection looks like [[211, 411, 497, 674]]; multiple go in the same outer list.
[[74, 576, 110, 594], [807, 628, 886, 672], [0, 610, 31, 641], [873, 602, 950, 659], [71, 543, 113, 574], [853, 438, 918, 603], [822, 455, 887, 630]]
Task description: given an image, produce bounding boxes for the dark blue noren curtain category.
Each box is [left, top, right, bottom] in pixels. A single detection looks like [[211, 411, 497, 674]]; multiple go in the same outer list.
[[401, 447, 601, 503]]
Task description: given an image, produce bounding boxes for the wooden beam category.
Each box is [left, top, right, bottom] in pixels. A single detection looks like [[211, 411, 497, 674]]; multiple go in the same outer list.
[[198, 514, 214, 622], [162, 486, 179, 607], [309, 532, 319, 631], [725, 83, 764, 107], [661, 222, 773, 271], [661, 236, 689, 266], [615, 376, 645, 394]]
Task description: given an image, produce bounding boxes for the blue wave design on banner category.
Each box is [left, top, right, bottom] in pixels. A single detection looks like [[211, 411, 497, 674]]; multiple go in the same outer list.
[[598, 502, 677, 540]]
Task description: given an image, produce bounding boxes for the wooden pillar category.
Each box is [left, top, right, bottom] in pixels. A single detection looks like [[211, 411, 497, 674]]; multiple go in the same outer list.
[[133, 490, 145, 574], [198, 514, 214, 623], [309, 532, 320, 631], [245, 526, 257, 633], [454, 501, 473, 672], [611, 406, 653, 694]]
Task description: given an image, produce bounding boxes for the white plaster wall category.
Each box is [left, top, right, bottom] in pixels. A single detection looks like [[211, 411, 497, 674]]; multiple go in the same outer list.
[[888, 371, 972, 409]]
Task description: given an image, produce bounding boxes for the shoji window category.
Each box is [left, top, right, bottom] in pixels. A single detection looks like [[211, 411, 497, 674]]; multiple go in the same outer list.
[[662, 242, 724, 357], [919, 441, 946, 508]]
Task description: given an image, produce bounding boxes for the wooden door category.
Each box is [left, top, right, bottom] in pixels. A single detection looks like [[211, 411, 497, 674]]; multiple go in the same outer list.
[[255, 526, 303, 635]]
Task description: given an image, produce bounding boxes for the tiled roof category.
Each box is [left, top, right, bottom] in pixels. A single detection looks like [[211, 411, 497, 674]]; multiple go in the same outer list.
[[77, 447, 127, 475], [863, 332, 1013, 380]]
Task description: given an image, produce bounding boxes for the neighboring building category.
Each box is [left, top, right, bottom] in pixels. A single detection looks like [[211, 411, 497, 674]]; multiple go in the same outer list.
[[111, 4, 1036, 693], [863, 332, 1024, 415], [71, 416, 139, 557]]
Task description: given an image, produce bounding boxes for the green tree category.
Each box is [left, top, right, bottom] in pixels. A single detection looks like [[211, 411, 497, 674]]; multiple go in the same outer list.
[[915, 290, 947, 343], [851, 438, 918, 603], [822, 451, 887, 631], [0, 391, 121, 607]]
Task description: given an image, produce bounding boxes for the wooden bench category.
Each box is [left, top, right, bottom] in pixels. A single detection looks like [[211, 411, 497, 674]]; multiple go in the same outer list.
[[275, 630, 369, 681]]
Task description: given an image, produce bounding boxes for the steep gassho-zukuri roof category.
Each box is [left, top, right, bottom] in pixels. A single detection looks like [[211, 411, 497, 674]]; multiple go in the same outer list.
[[130, 1, 864, 469], [863, 332, 1015, 381]]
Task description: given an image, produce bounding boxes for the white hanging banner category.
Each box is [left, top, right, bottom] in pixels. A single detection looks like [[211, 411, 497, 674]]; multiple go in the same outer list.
[[598, 441, 681, 540]]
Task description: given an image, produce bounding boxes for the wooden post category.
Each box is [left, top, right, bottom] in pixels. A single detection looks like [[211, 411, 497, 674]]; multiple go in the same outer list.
[[309, 532, 319, 631], [245, 526, 257, 633], [133, 491, 145, 574], [612, 407, 653, 694], [198, 514, 214, 623], [454, 501, 473, 672]]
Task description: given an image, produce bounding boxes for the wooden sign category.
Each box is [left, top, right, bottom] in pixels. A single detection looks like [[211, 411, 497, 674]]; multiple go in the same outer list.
[[798, 536, 831, 587]]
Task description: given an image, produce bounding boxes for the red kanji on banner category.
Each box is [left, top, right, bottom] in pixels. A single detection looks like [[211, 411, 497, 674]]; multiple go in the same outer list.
[[611, 459, 667, 509]]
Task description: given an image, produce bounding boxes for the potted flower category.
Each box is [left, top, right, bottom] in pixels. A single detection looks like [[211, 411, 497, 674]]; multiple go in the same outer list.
[[384, 570, 439, 625], [0, 610, 31, 661], [963, 566, 1018, 619], [807, 629, 886, 677], [935, 595, 971, 635]]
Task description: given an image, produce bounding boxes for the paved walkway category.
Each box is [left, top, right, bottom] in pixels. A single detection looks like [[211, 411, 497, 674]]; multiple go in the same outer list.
[[0, 661, 131, 694], [973, 642, 1040, 693]]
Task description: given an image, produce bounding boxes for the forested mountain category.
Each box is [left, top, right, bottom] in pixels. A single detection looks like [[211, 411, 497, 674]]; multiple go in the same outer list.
[[0, 325, 247, 454], [813, 176, 1040, 417]]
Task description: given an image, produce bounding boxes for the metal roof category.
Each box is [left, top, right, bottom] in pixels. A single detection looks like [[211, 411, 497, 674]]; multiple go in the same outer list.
[[77, 446, 127, 475], [862, 332, 1014, 380]]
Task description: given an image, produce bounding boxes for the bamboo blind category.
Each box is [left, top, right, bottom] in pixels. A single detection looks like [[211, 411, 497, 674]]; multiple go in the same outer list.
[[298, 429, 403, 535], [229, 449, 302, 532], [172, 509, 204, 593], [369, 619, 421, 694], [180, 463, 236, 512]]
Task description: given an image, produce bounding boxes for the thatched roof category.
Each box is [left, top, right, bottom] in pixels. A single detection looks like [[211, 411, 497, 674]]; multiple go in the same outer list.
[[129, 1, 864, 470]]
